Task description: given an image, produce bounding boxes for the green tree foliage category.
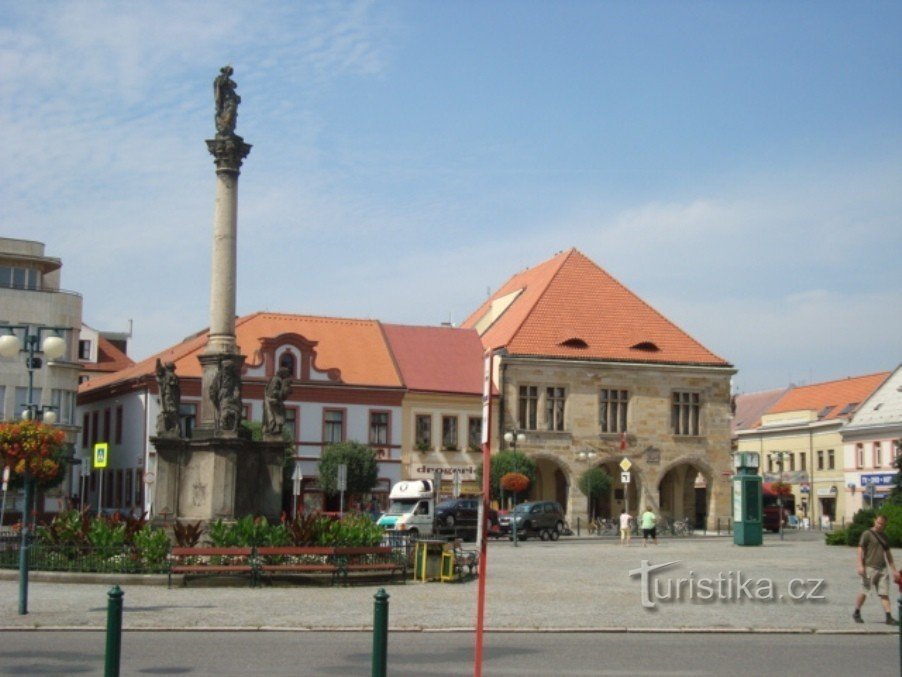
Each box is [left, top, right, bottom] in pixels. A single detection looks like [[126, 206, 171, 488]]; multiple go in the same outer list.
[[317, 441, 379, 496], [476, 450, 537, 500], [889, 447, 902, 506], [578, 467, 612, 501]]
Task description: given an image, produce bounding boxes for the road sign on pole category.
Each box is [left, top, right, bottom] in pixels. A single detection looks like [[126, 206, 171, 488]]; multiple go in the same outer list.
[[621, 471, 631, 484], [93, 443, 109, 469]]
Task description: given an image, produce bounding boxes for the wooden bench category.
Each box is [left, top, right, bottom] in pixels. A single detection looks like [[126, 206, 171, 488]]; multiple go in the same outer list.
[[255, 546, 341, 585], [333, 546, 407, 585], [168, 547, 255, 588]]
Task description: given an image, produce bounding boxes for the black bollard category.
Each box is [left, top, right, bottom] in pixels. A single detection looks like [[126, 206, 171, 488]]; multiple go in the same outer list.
[[372, 588, 389, 677], [105, 585, 124, 677]]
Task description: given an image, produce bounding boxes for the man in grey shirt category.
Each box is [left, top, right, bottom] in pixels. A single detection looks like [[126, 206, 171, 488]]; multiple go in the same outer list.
[[853, 514, 898, 625]]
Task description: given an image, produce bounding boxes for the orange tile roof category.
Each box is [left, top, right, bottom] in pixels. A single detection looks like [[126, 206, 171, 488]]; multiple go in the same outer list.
[[766, 372, 890, 421], [732, 388, 789, 433], [382, 324, 484, 395], [80, 312, 403, 394], [462, 248, 731, 366]]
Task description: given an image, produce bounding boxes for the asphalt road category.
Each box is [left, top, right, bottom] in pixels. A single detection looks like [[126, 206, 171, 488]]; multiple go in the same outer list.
[[1, 631, 899, 676]]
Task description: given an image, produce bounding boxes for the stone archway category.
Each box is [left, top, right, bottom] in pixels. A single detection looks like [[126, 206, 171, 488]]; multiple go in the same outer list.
[[532, 454, 570, 513], [568, 459, 644, 521], [657, 458, 713, 528]]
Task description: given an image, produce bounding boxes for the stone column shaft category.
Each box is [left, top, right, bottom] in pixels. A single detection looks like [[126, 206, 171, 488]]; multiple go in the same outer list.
[[207, 170, 239, 356]]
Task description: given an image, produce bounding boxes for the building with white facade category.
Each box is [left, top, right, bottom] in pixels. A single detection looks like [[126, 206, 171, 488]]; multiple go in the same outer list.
[[0, 237, 82, 519], [842, 364, 902, 517], [77, 312, 407, 515]]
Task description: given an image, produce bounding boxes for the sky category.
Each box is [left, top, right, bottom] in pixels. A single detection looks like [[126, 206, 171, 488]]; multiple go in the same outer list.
[[2, 1, 900, 393]]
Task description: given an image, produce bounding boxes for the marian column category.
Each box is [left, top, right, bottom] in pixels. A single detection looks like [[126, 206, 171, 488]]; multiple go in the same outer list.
[[197, 65, 251, 438]]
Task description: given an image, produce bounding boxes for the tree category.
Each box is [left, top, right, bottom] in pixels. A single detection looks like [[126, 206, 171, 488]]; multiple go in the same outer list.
[[0, 420, 68, 489], [476, 450, 537, 501], [578, 467, 612, 520], [317, 441, 379, 496], [889, 443, 902, 506]]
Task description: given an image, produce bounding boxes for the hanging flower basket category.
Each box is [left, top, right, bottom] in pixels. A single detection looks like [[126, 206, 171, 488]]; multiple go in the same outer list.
[[0, 420, 67, 485], [500, 472, 530, 494]]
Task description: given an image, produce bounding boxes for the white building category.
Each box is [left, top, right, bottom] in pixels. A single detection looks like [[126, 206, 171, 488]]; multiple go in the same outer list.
[[0, 237, 82, 519], [842, 364, 902, 517]]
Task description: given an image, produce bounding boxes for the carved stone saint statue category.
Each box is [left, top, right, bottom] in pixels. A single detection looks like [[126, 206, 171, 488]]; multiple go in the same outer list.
[[155, 359, 181, 437], [213, 65, 241, 137], [210, 357, 242, 434], [263, 367, 292, 437]]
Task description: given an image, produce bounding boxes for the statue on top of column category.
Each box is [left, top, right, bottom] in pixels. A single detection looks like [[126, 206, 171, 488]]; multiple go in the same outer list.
[[214, 65, 241, 137]]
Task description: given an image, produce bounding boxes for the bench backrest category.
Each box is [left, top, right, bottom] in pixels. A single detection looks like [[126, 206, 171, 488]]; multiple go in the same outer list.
[[171, 547, 252, 557], [332, 546, 395, 556], [256, 547, 337, 557]]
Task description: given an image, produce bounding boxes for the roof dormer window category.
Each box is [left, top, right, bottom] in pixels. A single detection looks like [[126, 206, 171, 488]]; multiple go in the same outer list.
[[630, 341, 660, 352], [559, 338, 588, 349]]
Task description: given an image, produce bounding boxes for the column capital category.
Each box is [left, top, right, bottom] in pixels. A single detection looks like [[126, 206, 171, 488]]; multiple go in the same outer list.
[[206, 134, 252, 174]]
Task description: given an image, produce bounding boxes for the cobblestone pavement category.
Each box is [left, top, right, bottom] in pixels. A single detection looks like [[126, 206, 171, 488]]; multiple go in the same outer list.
[[1, 533, 899, 633]]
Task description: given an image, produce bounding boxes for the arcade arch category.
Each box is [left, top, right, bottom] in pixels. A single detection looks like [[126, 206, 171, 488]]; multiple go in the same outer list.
[[657, 458, 713, 529]]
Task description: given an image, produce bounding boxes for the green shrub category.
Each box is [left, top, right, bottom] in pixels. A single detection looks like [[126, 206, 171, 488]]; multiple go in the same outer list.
[[87, 518, 126, 554], [35, 509, 90, 546], [825, 529, 848, 546], [878, 503, 902, 547], [133, 525, 171, 570], [208, 515, 287, 547]]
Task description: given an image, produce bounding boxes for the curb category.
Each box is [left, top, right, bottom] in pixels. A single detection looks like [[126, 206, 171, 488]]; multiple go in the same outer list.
[[2, 625, 897, 635]]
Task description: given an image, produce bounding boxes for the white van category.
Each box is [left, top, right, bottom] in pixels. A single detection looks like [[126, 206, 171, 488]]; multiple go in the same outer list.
[[377, 480, 435, 537]]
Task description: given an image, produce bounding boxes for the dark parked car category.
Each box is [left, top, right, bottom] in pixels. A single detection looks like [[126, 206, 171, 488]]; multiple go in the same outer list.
[[498, 501, 565, 540], [435, 498, 479, 528]]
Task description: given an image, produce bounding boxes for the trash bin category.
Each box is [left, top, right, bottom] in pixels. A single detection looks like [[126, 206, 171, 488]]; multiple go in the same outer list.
[[413, 540, 447, 581]]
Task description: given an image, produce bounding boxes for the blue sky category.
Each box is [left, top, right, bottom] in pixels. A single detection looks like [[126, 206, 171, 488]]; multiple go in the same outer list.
[[2, 1, 900, 392]]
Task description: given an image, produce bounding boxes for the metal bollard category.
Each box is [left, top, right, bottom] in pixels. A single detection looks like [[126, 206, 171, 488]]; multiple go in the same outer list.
[[105, 585, 124, 677], [576, 516, 580, 537], [372, 588, 389, 677]]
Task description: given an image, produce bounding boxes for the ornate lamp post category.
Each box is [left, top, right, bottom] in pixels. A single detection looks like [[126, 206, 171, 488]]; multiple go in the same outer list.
[[0, 325, 68, 615], [576, 449, 598, 527]]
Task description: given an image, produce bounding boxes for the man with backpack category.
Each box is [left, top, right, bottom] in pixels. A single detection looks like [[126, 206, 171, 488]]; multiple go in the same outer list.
[[853, 514, 899, 625]]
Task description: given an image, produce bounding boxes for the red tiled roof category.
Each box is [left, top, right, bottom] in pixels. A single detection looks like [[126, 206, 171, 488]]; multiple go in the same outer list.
[[462, 248, 730, 366], [766, 372, 891, 421], [80, 312, 403, 394], [382, 324, 484, 395], [732, 388, 789, 434]]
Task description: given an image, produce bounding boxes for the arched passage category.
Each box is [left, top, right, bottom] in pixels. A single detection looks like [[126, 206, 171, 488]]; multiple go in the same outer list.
[[577, 460, 642, 520], [532, 455, 570, 514], [657, 460, 712, 528]]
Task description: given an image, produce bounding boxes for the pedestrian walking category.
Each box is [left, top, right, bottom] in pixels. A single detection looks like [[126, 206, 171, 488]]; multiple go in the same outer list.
[[619, 509, 632, 546], [852, 514, 898, 625], [640, 507, 657, 547]]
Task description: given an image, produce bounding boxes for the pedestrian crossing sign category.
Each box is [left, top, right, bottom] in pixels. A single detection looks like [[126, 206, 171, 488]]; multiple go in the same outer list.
[[93, 443, 108, 469]]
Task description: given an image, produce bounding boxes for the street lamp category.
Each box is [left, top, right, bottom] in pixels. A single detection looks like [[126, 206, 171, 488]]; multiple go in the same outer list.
[[0, 324, 69, 616], [768, 451, 791, 542], [502, 430, 526, 547]]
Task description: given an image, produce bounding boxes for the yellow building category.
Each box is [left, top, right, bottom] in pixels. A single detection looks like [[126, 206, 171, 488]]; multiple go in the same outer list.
[[736, 372, 889, 527], [382, 324, 489, 497]]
